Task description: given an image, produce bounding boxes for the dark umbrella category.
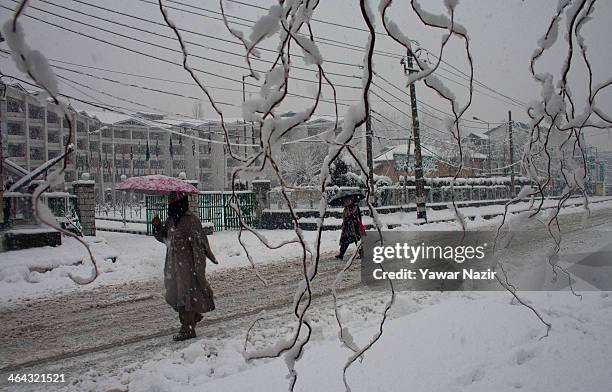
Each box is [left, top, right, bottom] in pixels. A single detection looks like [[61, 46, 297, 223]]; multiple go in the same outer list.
[[328, 189, 365, 207]]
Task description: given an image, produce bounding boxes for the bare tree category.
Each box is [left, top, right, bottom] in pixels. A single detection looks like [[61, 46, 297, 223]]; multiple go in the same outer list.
[[279, 144, 327, 186], [191, 100, 204, 119]]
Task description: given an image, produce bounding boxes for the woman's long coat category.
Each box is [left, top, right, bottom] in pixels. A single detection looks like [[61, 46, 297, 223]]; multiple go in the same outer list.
[[340, 204, 362, 245], [154, 210, 216, 314]]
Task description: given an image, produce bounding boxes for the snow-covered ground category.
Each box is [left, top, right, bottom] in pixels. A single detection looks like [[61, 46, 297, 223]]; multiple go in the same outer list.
[[0, 229, 340, 304], [65, 291, 612, 392], [2, 198, 611, 304], [1, 201, 611, 392]]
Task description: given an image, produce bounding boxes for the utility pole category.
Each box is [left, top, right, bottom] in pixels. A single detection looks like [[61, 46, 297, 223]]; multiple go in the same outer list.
[[402, 52, 427, 220], [508, 110, 516, 197], [365, 103, 374, 195], [242, 75, 248, 158]]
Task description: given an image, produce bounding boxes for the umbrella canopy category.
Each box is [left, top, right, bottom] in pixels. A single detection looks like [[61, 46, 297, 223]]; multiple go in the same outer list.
[[116, 175, 198, 195], [328, 189, 365, 207]]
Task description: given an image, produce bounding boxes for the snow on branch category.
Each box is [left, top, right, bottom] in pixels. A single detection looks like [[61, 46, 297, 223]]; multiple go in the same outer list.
[[3, 1, 98, 285]]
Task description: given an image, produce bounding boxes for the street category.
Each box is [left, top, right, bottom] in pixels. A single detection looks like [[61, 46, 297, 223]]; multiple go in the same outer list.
[[2, 204, 612, 391]]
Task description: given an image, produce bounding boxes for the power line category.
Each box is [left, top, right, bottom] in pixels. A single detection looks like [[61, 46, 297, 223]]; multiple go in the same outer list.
[[38, 0, 362, 80], [0, 4, 356, 110], [12, 0, 362, 90], [4, 0, 526, 119], [373, 72, 517, 123], [141, 0, 407, 60], [222, 0, 528, 107], [65, 0, 528, 108]]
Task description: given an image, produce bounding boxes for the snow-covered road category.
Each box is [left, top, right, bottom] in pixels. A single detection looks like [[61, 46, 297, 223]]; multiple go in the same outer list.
[[1, 204, 612, 392]]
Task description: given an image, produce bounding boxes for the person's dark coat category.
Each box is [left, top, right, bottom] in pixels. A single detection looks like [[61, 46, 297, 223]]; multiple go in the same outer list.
[[153, 209, 216, 314], [340, 203, 362, 246]]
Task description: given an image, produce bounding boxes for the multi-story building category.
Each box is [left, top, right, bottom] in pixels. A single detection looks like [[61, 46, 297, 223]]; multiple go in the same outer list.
[[0, 82, 265, 199], [1, 82, 84, 185], [1, 82, 341, 201]]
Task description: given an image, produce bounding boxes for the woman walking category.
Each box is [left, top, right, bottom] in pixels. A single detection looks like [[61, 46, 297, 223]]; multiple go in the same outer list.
[[152, 194, 217, 341], [335, 196, 365, 260]]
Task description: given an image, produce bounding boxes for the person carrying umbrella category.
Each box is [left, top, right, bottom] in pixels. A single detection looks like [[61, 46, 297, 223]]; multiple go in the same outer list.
[[152, 194, 218, 341], [334, 193, 366, 260], [117, 175, 217, 340]]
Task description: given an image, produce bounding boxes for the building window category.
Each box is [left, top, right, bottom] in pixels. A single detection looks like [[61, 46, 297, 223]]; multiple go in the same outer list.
[[29, 105, 44, 120], [76, 155, 88, 170], [29, 127, 43, 140], [30, 147, 44, 161], [8, 144, 25, 157], [8, 122, 24, 136], [199, 172, 211, 183], [89, 122, 101, 133], [77, 121, 85, 133], [7, 97, 25, 113], [77, 138, 88, 150], [89, 141, 100, 151], [102, 143, 113, 153], [47, 111, 59, 123], [49, 150, 60, 159], [150, 131, 164, 140], [48, 131, 60, 143], [132, 130, 146, 140], [102, 129, 112, 138], [199, 158, 211, 168], [113, 129, 130, 139]]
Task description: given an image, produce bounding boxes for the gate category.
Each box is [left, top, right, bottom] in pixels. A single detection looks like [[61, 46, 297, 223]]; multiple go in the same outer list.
[[198, 191, 256, 231], [145, 191, 255, 234], [145, 194, 169, 235]]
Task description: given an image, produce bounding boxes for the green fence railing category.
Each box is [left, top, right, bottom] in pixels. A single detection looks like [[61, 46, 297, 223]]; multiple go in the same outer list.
[[145, 191, 256, 235], [145, 194, 169, 235]]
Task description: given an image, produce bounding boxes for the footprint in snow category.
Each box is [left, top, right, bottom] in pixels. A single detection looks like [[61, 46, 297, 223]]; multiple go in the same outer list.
[[515, 347, 537, 366], [456, 366, 486, 386]]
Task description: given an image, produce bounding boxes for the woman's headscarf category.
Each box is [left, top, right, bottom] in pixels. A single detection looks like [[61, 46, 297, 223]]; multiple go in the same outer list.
[[168, 194, 189, 225]]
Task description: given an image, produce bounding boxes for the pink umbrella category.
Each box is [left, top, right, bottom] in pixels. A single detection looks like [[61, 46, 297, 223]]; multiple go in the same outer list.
[[116, 175, 198, 195]]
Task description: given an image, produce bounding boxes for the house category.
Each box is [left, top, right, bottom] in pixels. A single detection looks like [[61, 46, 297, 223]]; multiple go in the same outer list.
[[373, 142, 487, 181], [483, 121, 530, 175]]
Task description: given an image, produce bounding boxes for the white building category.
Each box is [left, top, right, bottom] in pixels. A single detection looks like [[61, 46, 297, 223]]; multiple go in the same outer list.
[[1, 82, 340, 200]]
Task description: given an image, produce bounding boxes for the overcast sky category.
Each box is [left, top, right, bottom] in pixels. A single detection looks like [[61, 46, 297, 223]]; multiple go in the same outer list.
[[1, 0, 611, 150]]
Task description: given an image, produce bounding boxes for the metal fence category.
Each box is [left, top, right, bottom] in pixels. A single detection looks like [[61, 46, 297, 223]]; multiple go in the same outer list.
[[145, 195, 169, 235], [46, 194, 77, 217], [198, 191, 256, 231], [145, 191, 256, 235]]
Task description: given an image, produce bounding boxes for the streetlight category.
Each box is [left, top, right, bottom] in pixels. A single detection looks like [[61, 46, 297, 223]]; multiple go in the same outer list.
[[120, 174, 127, 227]]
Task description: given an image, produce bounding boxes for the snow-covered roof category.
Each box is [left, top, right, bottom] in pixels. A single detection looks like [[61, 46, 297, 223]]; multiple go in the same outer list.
[[84, 110, 137, 126], [161, 117, 211, 128], [464, 129, 489, 139], [374, 144, 437, 163], [470, 152, 488, 159], [374, 143, 487, 163], [306, 116, 342, 125]]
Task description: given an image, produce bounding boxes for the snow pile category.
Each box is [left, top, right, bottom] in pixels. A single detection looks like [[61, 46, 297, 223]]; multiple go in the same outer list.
[[80, 292, 612, 392], [0, 229, 342, 304], [0, 235, 119, 303]]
